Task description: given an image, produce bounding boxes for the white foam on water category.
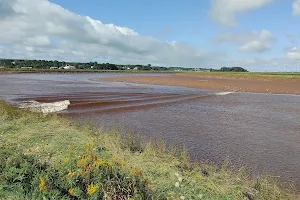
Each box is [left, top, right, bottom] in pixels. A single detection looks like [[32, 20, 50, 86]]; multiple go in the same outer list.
[[215, 92, 233, 96], [18, 100, 70, 114]]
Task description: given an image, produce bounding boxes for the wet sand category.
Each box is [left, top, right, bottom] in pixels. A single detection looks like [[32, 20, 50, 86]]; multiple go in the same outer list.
[[103, 73, 300, 95]]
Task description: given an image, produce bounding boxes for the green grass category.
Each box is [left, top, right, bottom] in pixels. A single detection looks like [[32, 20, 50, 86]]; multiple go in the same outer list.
[[180, 71, 300, 79], [0, 101, 299, 199]]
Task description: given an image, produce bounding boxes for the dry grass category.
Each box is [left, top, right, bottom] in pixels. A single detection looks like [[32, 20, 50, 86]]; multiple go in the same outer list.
[[1, 101, 299, 199]]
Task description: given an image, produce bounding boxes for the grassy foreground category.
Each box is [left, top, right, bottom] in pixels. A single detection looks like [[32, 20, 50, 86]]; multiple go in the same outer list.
[[0, 101, 299, 199]]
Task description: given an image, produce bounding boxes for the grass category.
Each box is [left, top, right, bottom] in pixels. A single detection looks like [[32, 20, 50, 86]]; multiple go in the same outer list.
[[0, 100, 299, 199], [179, 71, 300, 79], [1, 68, 300, 79]]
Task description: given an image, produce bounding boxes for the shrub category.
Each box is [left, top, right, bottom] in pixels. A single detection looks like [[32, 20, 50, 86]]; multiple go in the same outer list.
[[0, 147, 46, 198], [120, 132, 145, 153], [0, 142, 153, 199]]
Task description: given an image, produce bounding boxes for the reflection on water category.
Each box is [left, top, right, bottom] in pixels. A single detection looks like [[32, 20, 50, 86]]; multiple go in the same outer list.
[[1, 73, 300, 188]]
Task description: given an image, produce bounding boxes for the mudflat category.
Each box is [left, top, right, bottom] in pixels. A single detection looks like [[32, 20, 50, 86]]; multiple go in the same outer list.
[[103, 73, 300, 95]]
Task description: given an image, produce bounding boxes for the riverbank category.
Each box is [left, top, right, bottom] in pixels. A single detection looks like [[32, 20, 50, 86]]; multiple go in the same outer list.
[[0, 101, 299, 199], [103, 72, 300, 95]]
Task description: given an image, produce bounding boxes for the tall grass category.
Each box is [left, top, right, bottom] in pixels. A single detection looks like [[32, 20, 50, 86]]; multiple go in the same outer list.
[[0, 101, 299, 199]]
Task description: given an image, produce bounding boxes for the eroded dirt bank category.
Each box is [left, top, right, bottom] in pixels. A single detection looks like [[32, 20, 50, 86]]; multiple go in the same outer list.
[[103, 73, 300, 95]]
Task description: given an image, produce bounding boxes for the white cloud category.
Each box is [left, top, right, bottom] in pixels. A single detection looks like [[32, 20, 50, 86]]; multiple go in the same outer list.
[[292, 0, 300, 15], [213, 30, 276, 53], [25, 36, 51, 46], [1, 0, 296, 72], [210, 0, 273, 26], [287, 47, 300, 60], [0, 0, 216, 67]]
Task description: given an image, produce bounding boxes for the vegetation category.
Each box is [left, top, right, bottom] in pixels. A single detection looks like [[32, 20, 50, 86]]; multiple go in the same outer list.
[[0, 59, 210, 72], [219, 67, 248, 72], [181, 71, 300, 79], [0, 101, 299, 199], [209, 67, 248, 72]]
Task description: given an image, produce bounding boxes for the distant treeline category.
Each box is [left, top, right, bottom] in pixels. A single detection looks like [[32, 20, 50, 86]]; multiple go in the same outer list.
[[213, 67, 249, 72], [0, 59, 211, 72]]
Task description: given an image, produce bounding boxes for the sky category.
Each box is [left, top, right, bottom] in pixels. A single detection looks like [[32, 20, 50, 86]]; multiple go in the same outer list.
[[0, 0, 300, 71]]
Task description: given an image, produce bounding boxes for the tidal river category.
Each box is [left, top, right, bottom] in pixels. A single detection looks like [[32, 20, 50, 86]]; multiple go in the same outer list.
[[1, 73, 300, 188]]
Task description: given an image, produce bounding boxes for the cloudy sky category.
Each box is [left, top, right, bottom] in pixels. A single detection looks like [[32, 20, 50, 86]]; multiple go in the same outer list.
[[0, 0, 300, 71]]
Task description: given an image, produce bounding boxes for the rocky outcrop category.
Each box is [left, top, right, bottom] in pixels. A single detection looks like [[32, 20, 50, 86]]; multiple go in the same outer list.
[[18, 100, 70, 114]]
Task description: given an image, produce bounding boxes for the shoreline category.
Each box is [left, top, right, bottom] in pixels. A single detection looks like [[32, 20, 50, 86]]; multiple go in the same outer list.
[[0, 69, 175, 74], [103, 73, 300, 95]]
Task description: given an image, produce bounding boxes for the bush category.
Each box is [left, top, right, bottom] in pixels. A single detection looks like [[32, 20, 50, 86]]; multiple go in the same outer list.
[[218, 67, 248, 72], [0, 142, 153, 199], [120, 132, 145, 153], [0, 147, 46, 198]]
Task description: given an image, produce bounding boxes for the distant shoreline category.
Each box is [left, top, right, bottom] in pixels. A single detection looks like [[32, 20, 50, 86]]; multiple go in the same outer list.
[[0, 68, 175, 74]]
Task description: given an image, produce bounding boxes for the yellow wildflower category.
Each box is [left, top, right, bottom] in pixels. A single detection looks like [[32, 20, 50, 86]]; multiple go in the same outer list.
[[94, 159, 110, 168], [130, 168, 142, 176], [39, 177, 47, 192], [113, 159, 125, 168], [63, 157, 70, 163], [118, 160, 126, 168], [94, 159, 104, 167], [77, 158, 87, 168], [68, 188, 75, 196], [87, 183, 99, 195], [67, 170, 76, 178], [84, 142, 93, 149]]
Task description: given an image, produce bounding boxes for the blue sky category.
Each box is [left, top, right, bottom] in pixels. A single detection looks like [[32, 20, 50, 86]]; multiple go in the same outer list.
[[0, 0, 300, 71]]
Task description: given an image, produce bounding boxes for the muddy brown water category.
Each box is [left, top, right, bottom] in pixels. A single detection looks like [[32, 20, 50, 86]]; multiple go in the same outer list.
[[1, 73, 300, 188]]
